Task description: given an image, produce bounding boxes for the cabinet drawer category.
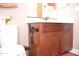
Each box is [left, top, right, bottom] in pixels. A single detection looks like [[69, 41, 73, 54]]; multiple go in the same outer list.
[[42, 23, 63, 32], [42, 23, 73, 32]]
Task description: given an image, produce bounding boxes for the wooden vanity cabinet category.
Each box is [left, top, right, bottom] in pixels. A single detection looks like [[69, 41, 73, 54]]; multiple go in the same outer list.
[[28, 23, 73, 56]]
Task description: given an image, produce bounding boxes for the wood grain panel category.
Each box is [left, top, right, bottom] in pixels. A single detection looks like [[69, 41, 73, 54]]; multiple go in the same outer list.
[[41, 32, 60, 56]]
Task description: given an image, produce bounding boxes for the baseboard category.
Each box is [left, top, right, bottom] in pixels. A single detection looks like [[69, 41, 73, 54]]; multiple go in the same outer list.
[[70, 48, 79, 55]]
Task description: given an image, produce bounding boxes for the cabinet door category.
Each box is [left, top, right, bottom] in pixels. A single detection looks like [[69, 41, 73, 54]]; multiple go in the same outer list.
[[41, 32, 61, 56], [29, 24, 41, 56], [61, 32, 73, 53]]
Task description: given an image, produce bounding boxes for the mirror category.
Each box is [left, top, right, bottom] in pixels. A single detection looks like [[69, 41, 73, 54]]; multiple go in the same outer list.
[[27, 3, 57, 20]]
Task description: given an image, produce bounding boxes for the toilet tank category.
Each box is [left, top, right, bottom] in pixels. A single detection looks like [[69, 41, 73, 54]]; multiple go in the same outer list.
[[0, 25, 18, 46]]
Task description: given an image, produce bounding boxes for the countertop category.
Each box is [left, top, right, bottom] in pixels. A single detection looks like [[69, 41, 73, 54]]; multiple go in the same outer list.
[[25, 18, 74, 24]]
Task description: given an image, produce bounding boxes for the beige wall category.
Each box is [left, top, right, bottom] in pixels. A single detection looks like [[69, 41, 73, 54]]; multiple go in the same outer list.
[[73, 11, 79, 50], [0, 3, 28, 46], [69, 3, 79, 50]]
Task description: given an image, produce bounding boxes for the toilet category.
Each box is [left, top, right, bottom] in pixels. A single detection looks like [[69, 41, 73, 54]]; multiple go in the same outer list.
[[0, 44, 26, 56], [0, 25, 26, 56]]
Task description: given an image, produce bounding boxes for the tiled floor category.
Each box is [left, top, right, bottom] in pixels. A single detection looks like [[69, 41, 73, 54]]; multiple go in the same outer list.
[[62, 52, 78, 56]]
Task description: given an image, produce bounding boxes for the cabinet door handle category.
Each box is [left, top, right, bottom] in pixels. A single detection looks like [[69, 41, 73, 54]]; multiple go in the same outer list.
[[31, 27, 39, 33]]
